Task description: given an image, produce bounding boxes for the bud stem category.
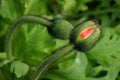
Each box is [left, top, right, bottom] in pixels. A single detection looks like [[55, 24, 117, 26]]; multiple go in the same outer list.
[[30, 44, 75, 80], [5, 15, 52, 60]]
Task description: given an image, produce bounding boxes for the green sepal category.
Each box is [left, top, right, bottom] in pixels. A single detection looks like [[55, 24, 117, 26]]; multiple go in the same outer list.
[[48, 18, 73, 39], [70, 20, 102, 51]]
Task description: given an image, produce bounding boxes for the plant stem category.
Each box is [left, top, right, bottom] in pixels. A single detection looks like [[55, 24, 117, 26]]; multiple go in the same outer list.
[[30, 44, 75, 80], [78, 8, 120, 17], [5, 15, 52, 60]]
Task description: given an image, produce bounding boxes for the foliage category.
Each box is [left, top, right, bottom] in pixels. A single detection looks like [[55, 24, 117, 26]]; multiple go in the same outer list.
[[0, 0, 120, 80]]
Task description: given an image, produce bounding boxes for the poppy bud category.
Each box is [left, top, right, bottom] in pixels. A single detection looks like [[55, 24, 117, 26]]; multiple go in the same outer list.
[[48, 18, 73, 39], [70, 20, 102, 51]]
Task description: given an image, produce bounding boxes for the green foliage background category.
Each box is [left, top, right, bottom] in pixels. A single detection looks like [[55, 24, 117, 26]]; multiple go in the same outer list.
[[0, 0, 120, 80]]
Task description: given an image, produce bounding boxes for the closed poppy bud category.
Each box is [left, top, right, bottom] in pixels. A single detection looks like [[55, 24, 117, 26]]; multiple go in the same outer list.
[[48, 18, 73, 39], [70, 20, 102, 51]]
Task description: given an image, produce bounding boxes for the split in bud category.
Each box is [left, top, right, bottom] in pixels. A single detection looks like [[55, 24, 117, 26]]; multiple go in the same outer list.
[[79, 26, 95, 39], [70, 20, 102, 52]]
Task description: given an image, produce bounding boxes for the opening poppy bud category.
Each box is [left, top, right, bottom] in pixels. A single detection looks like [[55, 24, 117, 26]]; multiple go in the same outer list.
[[70, 20, 102, 52], [48, 18, 73, 39]]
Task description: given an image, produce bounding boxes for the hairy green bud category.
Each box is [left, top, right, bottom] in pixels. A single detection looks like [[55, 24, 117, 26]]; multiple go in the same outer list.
[[48, 18, 73, 39], [70, 20, 102, 51]]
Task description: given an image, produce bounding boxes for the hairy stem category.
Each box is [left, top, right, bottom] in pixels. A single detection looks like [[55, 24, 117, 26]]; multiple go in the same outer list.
[[30, 44, 75, 80], [5, 15, 52, 60]]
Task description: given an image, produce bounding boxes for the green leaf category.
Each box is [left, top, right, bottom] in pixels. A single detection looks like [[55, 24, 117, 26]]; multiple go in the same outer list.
[[0, 0, 24, 20], [24, 0, 48, 15], [115, 0, 120, 6], [0, 52, 7, 59], [13, 24, 56, 66], [10, 61, 29, 78], [100, 14, 111, 27], [60, 52, 87, 79], [85, 28, 120, 80], [45, 52, 88, 80], [88, 28, 120, 66], [56, 0, 92, 17], [100, 0, 111, 8], [62, 0, 76, 16], [75, 0, 92, 11], [0, 59, 12, 67]]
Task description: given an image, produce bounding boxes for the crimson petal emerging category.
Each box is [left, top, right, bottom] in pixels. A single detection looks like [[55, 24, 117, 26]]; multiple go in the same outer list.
[[70, 20, 102, 52]]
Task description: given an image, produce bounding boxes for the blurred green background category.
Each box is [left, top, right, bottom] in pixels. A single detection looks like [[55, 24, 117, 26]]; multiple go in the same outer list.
[[0, 0, 120, 80]]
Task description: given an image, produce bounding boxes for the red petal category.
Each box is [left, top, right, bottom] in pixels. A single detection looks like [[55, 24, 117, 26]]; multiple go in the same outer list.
[[80, 27, 95, 39]]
